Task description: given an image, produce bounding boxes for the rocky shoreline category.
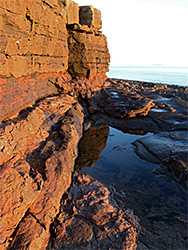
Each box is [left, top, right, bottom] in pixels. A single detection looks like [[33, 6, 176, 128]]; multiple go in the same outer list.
[[87, 78, 188, 191], [0, 76, 187, 249], [0, 0, 187, 249]]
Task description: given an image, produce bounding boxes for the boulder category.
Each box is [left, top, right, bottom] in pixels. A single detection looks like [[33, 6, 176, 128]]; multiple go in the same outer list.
[[50, 172, 140, 250]]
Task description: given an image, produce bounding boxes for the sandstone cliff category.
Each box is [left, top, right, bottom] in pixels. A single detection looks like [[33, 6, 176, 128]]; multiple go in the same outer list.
[[0, 0, 110, 123], [0, 1, 140, 249]]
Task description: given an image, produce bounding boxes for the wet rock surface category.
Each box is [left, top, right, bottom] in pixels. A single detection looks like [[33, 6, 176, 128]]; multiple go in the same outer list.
[[88, 78, 188, 191], [75, 124, 187, 250], [89, 81, 155, 118], [133, 130, 188, 190], [48, 172, 140, 250]]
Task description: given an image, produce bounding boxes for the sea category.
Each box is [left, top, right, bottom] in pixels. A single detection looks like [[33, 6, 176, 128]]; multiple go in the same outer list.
[[107, 66, 188, 87]]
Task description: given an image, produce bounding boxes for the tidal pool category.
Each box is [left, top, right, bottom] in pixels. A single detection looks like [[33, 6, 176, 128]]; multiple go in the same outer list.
[[75, 125, 188, 249]]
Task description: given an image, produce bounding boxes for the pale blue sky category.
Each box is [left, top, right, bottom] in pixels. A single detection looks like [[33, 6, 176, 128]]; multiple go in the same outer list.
[[76, 0, 188, 67]]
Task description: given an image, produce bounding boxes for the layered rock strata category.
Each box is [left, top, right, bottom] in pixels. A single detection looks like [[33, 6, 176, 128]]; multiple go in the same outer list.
[[0, 0, 68, 77], [1, 0, 187, 249], [0, 0, 110, 123], [0, 1, 111, 248]]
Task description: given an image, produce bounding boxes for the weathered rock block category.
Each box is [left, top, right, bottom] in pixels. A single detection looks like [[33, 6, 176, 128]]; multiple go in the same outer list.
[[0, 164, 43, 247], [68, 31, 110, 87], [0, 93, 76, 165], [79, 6, 102, 31], [9, 214, 50, 250], [0, 73, 71, 123], [64, 0, 79, 24], [50, 172, 140, 250], [0, 95, 84, 249], [89, 81, 154, 118], [0, 0, 68, 78]]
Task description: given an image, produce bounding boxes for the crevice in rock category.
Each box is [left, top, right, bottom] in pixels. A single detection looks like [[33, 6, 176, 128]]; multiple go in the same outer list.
[[8, 209, 30, 245], [28, 211, 47, 230], [8, 209, 47, 249], [135, 140, 163, 164], [42, 0, 54, 10], [25, 10, 33, 31], [86, 69, 90, 79], [2, 53, 66, 58], [0, 6, 18, 14]]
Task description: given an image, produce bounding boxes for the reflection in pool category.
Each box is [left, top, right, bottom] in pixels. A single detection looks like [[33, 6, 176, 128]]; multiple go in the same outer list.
[[75, 125, 188, 249]]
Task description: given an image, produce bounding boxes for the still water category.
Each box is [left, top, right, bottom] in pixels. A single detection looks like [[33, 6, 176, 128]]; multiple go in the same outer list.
[[107, 66, 188, 87], [75, 125, 188, 249]]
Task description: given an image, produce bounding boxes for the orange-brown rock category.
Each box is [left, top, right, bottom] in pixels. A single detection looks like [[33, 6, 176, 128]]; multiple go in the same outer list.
[[0, 0, 68, 78], [0, 164, 43, 248], [67, 30, 110, 85], [0, 72, 72, 123], [89, 81, 154, 118], [0, 94, 84, 249], [0, 0, 110, 123], [50, 172, 140, 250], [0, 0, 111, 248], [9, 213, 50, 250], [0, 94, 76, 165], [29, 104, 84, 227], [64, 0, 79, 24]]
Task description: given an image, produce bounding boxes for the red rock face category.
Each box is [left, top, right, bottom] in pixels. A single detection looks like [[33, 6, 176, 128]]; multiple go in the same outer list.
[[50, 172, 140, 250], [0, 95, 84, 249], [0, 0, 111, 249], [68, 31, 110, 81], [0, 0, 110, 123], [0, 164, 43, 246], [0, 73, 72, 123], [0, 0, 68, 78]]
